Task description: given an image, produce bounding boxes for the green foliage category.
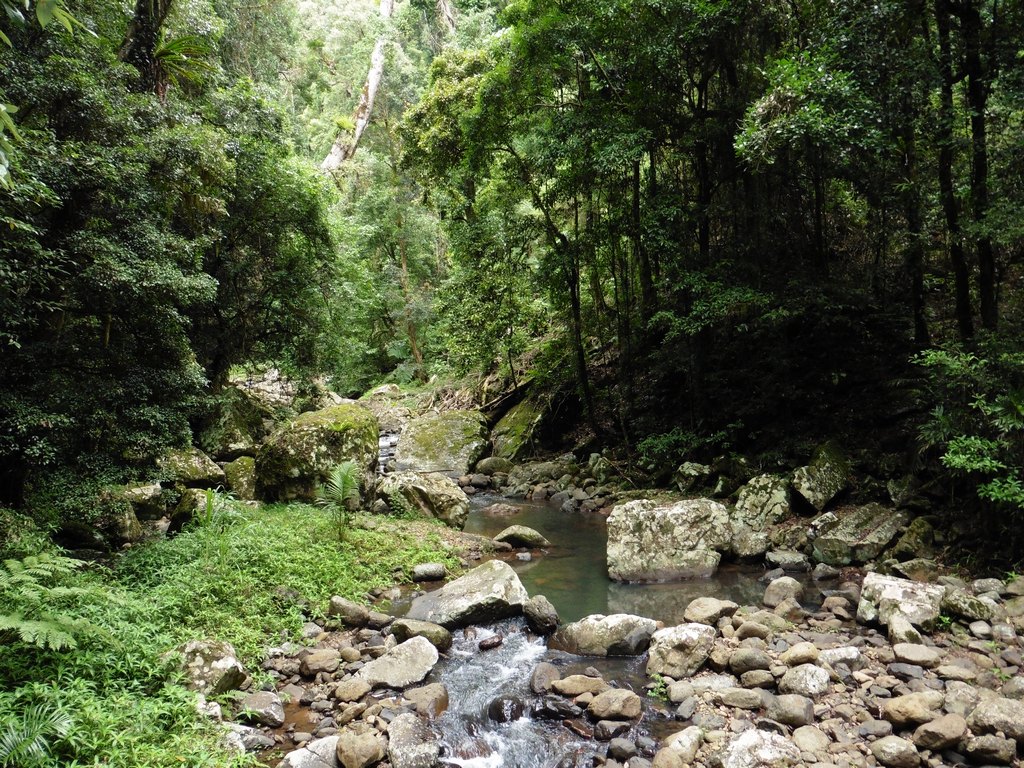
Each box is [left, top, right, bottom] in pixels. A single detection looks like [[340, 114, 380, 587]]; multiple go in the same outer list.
[[316, 460, 362, 540], [0, 704, 72, 768], [636, 427, 731, 477], [0, 553, 98, 651]]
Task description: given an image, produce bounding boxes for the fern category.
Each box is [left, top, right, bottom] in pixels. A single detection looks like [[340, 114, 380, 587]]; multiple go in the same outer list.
[[0, 704, 72, 767], [316, 461, 362, 541]]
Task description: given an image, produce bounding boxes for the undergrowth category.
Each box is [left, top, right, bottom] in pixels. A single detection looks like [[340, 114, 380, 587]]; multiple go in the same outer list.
[[0, 501, 458, 767]]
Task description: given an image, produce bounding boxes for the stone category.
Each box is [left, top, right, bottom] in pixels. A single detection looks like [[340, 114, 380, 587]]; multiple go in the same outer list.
[[778, 664, 829, 699], [888, 612, 923, 644], [729, 648, 772, 675], [893, 558, 940, 583], [336, 729, 386, 768], [857, 573, 944, 629], [493, 525, 551, 548], [393, 410, 489, 477], [718, 729, 801, 768], [523, 595, 559, 635], [172, 639, 246, 696], [387, 712, 439, 768], [882, 691, 944, 727], [491, 393, 547, 461], [888, 518, 936, 561], [377, 472, 470, 529], [684, 597, 739, 625], [530, 662, 560, 694], [674, 462, 714, 493], [552, 675, 610, 696], [475, 456, 514, 475], [892, 643, 941, 668], [198, 383, 275, 461], [811, 504, 908, 566], [256, 404, 379, 501], [223, 457, 257, 500], [120, 482, 166, 520], [911, 713, 966, 750], [766, 550, 810, 572], [276, 736, 341, 768], [239, 690, 284, 727], [941, 587, 994, 622], [355, 636, 438, 689], [792, 443, 850, 512], [870, 736, 920, 768], [334, 680, 372, 703], [969, 696, 1024, 743], [763, 576, 804, 608], [607, 498, 731, 581], [589, 688, 643, 720], [411, 563, 447, 582], [646, 623, 717, 679], [779, 642, 819, 666], [664, 726, 703, 763], [792, 726, 829, 754], [608, 737, 638, 760], [765, 694, 815, 726], [964, 734, 1016, 765], [225, 723, 275, 752], [329, 596, 371, 627], [158, 446, 226, 488], [301, 649, 341, 676], [405, 560, 528, 629], [404, 683, 449, 718], [720, 688, 765, 709], [553, 613, 657, 656], [731, 475, 794, 558]]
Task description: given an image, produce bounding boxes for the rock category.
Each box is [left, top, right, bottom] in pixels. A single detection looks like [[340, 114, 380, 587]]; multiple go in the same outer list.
[[589, 688, 643, 720], [870, 736, 920, 768], [717, 729, 801, 768], [857, 573, 944, 629], [404, 683, 449, 718], [225, 723, 276, 752], [120, 482, 166, 520], [390, 619, 453, 651], [172, 639, 246, 696], [893, 558, 940, 583], [729, 648, 772, 675], [530, 662, 560, 694], [664, 726, 703, 763], [969, 696, 1024, 743], [765, 694, 815, 726], [608, 737, 637, 761], [646, 623, 717, 678], [276, 736, 341, 768], [684, 597, 739, 625], [523, 595, 559, 635], [888, 612, 923, 644], [239, 691, 285, 727], [719, 688, 765, 709], [411, 563, 447, 582], [393, 410, 488, 477], [778, 664, 829, 699], [765, 550, 810, 572], [912, 713, 966, 750], [607, 499, 731, 581], [159, 446, 226, 488], [491, 393, 547, 461], [329, 596, 371, 627], [731, 475, 793, 558], [223, 457, 257, 500], [964, 734, 1016, 765], [355, 637, 439, 689], [792, 442, 850, 512], [882, 691, 944, 727], [199, 384, 275, 461], [301, 649, 341, 676], [762, 576, 804, 608], [554, 613, 657, 656], [792, 725, 829, 754], [674, 462, 714, 493], [97, 494, 145, 544], [256, 404, 379, 501], [480, 502, 519, 516], [811, 504, 909, 566], [387, 712, 439, 768], [476, 456, 514, 475], [1006, 575, 1024, 597], [493, 525, 551, 548], [487, 696, 528, 722], [334, 680, 372, 703], [779, 642, 819, 666], [941, 587, 994, 622], [892, 643, 941, 668], [336, 729, 386, 768], [377, 472, 470, 529], [551, 675, 610, 696], [405, 560, 528, 629]]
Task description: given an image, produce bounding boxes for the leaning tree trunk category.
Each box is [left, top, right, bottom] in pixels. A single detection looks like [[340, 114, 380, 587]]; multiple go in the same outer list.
[[119, 0, 175, 93], [320, 0, 396, 172]]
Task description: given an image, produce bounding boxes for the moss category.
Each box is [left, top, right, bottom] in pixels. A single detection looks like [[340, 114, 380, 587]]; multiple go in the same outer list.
[[394, 410, 488, 475], [492, 397, 544, 461], [223, 456, 257, 500], [197, 386, 276, 460], [157, 447, 225, 488]]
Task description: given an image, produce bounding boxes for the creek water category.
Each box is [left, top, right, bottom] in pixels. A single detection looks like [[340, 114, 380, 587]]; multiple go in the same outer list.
[[416, 495, 823, 767]]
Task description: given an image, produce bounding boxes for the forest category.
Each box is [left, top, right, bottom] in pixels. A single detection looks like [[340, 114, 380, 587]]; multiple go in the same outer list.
[[1, 0, 1023, 765]]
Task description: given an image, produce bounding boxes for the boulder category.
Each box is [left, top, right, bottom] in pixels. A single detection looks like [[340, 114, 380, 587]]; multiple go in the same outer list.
[[857, 572, 944, 629], [404, 684, 449, 718], [778, 664, 829, 699], [588, 689, 643, 720], [411, 563, 447, 582], [336, 728, 386, 768], [256, 404, 379, 501], [646, 623, 717, 679], [663, 726, 703, 763], [491, 392, 547, 461], [870, 736, 920, 768], [969, 696, 1024, 744], [96, 492, 145, 544], [882, 691, 944, 727], [493, 525, 551, 548], [198, 385, 275, 461], [964, 735, 1016, 765], [223, 457, 257, 500], [355, 637, 439, 689], [731, 474, 793, 557], [387, 712, 439, 768], [551, 675, 610, 696], [159, 446, 226, 488], [120, 482, 166, 520], [523, 595, 559, 635], [376, 472, 470, 529], [475, 456, 514, 475], [762, 576, 804, 608], [674, 462, 714, 493], [912, 713, 967, 750], [811, 504, 909, 566], [718, 729, 801, 768], [276, 736, 341, 768], [329, 596, 371, 627], [941, 587, 995, 622], [684, 597, 739, 625], [393, 410, 488, 477], [553, 614, 657, 656], [239, 691, 285, 727], [766, 550, 810, 571], [301, 649, 341, 676], [792, 442, 850, 511], [172, 639, 246, 696], [405, 560, 528, 629], [390, 619, 453, 651], [765, 693, 815, 726], [607, 498, 731, 581]]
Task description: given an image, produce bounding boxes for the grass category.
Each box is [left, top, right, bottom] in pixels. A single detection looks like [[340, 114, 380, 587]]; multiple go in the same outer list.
[[0, 500, 460, 767]]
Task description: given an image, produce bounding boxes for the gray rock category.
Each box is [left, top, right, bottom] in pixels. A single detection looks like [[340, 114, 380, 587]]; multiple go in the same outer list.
[[811, 504, 908, 565], [969, 696, 1024, 743], [912, 713, 966, 750], [766, 550, 810, 572], [393, 410, 488, 477], [589, 688, 643, 720], [523, 595, 559, 635], [729, 648, 772, 675], [941, 587, 994, 622], [377, 471, 470, 529], [870, 736, 920, 768], [763, 576, 804, 608], [792, 443, 850, 512], [239, 691, 285, 727], [225, 723, 276, 752], [493, 525, 551, 548], [646, 623, 717, 678], [329, 596, 371, 627], [765, 694, 815, 726], [275, 736, 341, 768], [674, 462, 714, 493], [172, 639, 246, 696], [964, 734, 1016, 765], [892, 643, 941, 668], [792, 725, 829, 754], [390, 618, 453, 651], [683, 597, 739, 625], [411, 563, 447, 582], [406, 560, 528, 628], [475, 456, 514, 475], [354, 637, 439, 689], [663, 726, 702, 762], [301, 649, 341, 676], [404, 683, 449, 718], [607, 498, 731, 581], [554, 613, 657, 656], [778, 664, 830, 699], [882, 691, 944, 727], [335, 728, 386, 768], [887, 612, 923, 644], [387, 712, 439, 768], [857, 573, 944, 629], [530, 662, 560, 694], [731, 475, 793, 558], [718, 729, 801, 768], [334, 680, 371, 703], [719, 688, 765, 709]]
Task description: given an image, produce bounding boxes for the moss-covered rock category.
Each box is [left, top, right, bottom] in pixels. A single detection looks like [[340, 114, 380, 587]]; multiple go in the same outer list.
[[792, 442, 850, 511], [393, 410, 488, 477], [811, 503, 909, 566], [888, 517, 936, 561], [223, 456, 257, 501], [197, 386, 277, 461], [256, 404, 379, 501], [492, 395, 546, 461], [158, 447, 226, 488], [377, 471, 470, 529], [730, 474, 794, 558]]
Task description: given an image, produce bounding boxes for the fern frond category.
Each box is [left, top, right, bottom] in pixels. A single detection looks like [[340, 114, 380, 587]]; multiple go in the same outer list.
[[0, 704, 72, 767]]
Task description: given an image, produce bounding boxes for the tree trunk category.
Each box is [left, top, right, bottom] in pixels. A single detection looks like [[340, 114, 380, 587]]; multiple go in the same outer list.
[[935, 0, 974, 340], [119, 0, 175, 92], [633, 159, 655, 321], [436, 0, 456, 34], [321, 0, 395, 172]]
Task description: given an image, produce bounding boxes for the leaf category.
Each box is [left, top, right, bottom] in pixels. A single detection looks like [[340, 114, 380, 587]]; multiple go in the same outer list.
[[34, 0, 56, 27]]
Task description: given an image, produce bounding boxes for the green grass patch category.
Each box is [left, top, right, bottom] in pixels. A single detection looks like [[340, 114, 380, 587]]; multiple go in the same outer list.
[[0, 501, 460, 767]]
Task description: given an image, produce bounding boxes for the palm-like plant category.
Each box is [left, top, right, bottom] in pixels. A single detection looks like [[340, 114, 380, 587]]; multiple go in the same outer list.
[[153, 34, 216, 102], [0, 704, 72, 767], [316, 461, 362, 541]]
